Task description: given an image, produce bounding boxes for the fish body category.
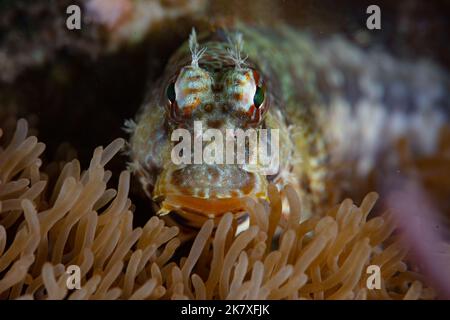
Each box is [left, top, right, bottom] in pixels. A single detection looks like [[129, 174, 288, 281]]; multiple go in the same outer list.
[[128, 24, 448, 228]]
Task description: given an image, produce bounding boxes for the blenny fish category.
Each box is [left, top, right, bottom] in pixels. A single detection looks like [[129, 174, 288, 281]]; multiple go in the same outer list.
[[127, 24, 448, 229]]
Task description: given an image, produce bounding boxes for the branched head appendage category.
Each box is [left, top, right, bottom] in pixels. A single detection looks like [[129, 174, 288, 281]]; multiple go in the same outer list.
[[189, 28, 207, 67], [227, 32, 248, 70]]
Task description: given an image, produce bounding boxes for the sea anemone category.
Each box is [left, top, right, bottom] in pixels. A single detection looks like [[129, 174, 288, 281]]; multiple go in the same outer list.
[[0, 119, 436, 299]]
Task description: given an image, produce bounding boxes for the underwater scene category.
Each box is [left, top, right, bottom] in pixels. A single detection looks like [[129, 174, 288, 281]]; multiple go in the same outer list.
[[0, 0, 449, 301]]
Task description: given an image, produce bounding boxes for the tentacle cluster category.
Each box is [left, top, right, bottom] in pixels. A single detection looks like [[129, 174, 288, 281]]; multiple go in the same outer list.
[[227, 32, 248, 70], [189, 28, 207, 68]]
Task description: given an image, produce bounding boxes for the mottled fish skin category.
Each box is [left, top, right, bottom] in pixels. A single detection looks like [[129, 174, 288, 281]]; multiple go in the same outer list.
[[128, 24, 449, 226], [235, 25, 448, 191]]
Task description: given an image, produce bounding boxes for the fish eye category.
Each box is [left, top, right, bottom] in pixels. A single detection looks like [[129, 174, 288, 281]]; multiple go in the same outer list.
[[166, 82, 176, 103], [254, 86, 265, 108]]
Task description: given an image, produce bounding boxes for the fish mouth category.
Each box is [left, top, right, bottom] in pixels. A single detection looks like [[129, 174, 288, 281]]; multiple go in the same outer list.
[[153, 163, 268, 219]]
